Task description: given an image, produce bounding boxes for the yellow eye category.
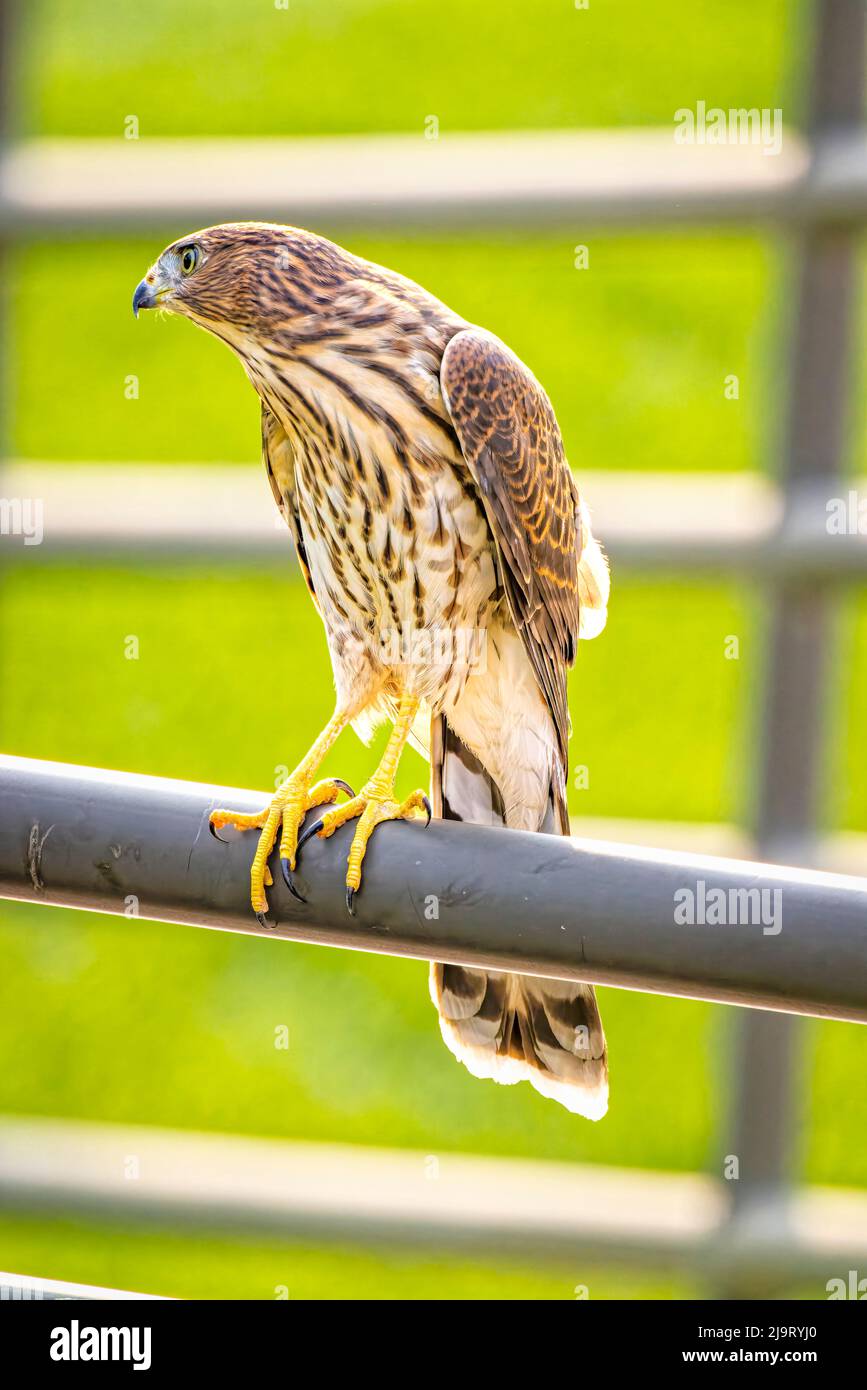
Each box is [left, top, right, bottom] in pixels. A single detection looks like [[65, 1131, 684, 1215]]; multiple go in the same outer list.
[[180, 246, 200, 275]]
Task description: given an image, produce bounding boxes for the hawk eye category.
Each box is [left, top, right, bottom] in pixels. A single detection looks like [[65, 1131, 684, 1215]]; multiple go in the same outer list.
[[180, 246, 200, 276]]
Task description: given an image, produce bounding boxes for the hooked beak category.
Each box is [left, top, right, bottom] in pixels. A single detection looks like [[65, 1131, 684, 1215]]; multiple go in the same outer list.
[[132, 280, 154, 317], [132, 271, 170, 317]]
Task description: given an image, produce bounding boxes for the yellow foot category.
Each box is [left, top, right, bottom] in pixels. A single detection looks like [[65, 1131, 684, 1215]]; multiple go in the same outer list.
[[209, 775, 355, 925], [296, 782, 432, 915]]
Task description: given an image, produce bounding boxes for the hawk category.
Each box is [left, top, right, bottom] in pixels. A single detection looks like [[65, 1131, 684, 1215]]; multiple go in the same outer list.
[[133, 224, 611, 1117]]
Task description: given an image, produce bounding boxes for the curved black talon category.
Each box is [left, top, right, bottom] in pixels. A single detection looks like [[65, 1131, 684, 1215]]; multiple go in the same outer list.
[[333, 779, 356, 799], [421, 794, 432, 827], [295, 818, 325, 855], [346, 887, 357, 916], [281, 856, 306, 904], [209, 820, 227, 843], [255, 912, 271, 929]]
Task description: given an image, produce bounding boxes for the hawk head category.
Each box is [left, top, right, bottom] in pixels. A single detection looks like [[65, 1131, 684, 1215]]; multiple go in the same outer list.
[[132, 221, 350, 340]]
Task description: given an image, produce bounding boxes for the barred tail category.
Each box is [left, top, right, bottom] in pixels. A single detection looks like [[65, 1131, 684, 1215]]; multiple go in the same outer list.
[[429, 716, 608, 1119]]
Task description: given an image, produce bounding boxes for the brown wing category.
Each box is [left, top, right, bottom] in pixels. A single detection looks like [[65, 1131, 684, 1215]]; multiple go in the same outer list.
[[441, 328, 580, 763], [261, 403, 319, 611]]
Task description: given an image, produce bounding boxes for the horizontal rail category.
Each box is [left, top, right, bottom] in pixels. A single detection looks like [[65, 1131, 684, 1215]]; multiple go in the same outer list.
[[5, 125, 867, 236], [0, 1117, 724, 1273], [0, 126, 861, 234], [3, 463, 867, 577], [4, 126, 867, 234], [1, 756, 866, 1022], [3, 1115, 866, 1282]]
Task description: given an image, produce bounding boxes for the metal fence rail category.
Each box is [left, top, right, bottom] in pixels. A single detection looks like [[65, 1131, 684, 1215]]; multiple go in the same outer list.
[[2, 755, 866, 1023], [4, 124, 867, 235], [3, 1116, 865, 1292], [0, 128, 812, 234]]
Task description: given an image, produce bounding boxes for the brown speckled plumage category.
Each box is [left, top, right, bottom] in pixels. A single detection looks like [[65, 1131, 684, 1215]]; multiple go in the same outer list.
[[136, 222, 611, 1117]]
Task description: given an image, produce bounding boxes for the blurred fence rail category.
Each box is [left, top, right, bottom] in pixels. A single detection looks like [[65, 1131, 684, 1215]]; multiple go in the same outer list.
[[5, 462, 867, 577], [1, 1115, 865, 1293], [4, 124, 867, 234], [0, 128, 822, 234]]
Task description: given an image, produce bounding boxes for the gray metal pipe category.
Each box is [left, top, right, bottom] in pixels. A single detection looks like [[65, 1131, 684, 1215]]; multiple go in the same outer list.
[[1, 754, 866, 1023]]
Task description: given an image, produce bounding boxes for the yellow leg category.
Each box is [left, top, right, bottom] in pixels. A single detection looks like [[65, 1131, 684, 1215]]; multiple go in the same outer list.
[[307, 692, 430, 914], [209, 708, 352, 922]]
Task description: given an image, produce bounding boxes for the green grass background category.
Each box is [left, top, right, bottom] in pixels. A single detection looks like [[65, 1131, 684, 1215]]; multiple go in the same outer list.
[[15, 0, 797, 140], [2, 0, 866, 1299]]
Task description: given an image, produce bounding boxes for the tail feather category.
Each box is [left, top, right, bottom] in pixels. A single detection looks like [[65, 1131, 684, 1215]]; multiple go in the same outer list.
[[430, 716, 608, 1120], [577, 498, 610, 641]]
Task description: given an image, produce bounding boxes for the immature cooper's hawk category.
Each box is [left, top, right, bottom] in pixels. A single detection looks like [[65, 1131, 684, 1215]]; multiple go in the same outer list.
[[133, 224, 611, 1117]]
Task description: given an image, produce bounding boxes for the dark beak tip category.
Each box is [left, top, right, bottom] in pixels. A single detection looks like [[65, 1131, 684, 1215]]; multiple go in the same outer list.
[[132, 281, 150, 319]]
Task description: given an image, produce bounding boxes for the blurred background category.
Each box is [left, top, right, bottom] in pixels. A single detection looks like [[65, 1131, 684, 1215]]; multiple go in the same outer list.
[[0, 0, 865, 1300]]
